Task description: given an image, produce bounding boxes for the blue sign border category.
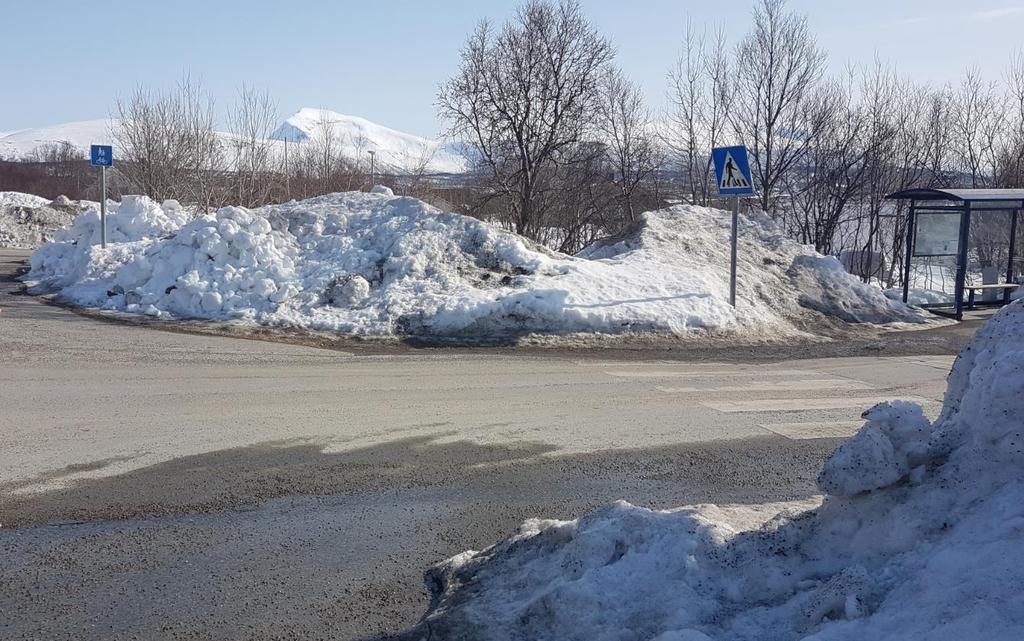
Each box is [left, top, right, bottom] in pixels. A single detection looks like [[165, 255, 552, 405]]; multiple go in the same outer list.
[[90, 145, 113, 167], [712, 146, 754, 196]]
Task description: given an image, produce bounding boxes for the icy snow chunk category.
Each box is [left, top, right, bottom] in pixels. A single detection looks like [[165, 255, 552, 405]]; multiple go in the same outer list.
[[789, 255, 925, 324], [818, 401, 932, 496], [370, 185, 394, 196], [818, 425, 901, 496], [200, 291, 223, 313], [325, 275, 370, 306], [932, 299, 1024, 462]]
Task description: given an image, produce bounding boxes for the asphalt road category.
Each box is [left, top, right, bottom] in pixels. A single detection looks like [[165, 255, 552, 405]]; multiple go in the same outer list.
[[0, 248, 969, 641]]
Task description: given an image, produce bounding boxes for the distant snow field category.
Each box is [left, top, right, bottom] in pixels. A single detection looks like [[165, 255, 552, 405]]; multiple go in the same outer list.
[[0, 109, 468, 175], [405, 300, 1024, 641], [23, 190, 935, 339]]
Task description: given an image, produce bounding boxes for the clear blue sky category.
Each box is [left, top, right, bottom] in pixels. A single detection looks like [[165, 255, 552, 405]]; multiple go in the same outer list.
[[3, 0, 1023, 137]]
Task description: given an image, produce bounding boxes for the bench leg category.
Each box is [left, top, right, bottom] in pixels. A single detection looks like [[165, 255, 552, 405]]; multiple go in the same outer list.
[[967, 289, 976, 310]]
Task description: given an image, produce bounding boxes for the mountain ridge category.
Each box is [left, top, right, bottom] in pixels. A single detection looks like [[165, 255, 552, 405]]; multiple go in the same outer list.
[[0, 110, 469, 175]]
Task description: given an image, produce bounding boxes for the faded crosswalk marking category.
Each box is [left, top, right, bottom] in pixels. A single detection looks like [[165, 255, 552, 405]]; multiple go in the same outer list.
[[604, 369, 814, 379], [657, 379, 871, 394], [759, 421, 865, 440], [702, 395, 934, 413]]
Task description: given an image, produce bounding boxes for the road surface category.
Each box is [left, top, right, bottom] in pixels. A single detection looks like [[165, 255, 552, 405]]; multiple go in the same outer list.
[[0, 248, 966, 640]]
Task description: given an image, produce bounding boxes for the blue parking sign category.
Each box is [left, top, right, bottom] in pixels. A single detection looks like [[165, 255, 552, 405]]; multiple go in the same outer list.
[[712, 146, 754, 196], [90, 144, 113, 167]]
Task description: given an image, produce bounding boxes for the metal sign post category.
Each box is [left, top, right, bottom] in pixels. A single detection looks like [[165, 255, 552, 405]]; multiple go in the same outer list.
[[730, 196, 739, 306], [711, 145, 755, 307], [90, 145, 113, 248]]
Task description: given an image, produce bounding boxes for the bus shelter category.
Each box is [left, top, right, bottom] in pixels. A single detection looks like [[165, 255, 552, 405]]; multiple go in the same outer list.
[[885, 188, 1023, 320]]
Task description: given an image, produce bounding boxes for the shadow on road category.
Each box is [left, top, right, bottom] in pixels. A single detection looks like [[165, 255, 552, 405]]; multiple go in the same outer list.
[[1, 415, 846, 641]]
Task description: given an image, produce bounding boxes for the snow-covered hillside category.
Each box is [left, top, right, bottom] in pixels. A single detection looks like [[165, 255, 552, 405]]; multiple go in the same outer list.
[[0, 192, 87, 249], [0, 120, 116, 160], [23, 191, 933, 339], [403, 300, 1024, 641], [270, 108, 468, 174], [1, 110, 468, 174]]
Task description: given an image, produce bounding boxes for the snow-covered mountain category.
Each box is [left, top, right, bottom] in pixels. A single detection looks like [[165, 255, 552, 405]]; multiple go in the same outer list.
[[0, 119, 116, 160], [270, 108, 468, 175], [1, 110, 470, 175]]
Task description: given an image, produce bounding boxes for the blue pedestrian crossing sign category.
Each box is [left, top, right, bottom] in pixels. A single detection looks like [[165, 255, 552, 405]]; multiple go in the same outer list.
[[712, 146, 754, 196], [90, 144, 113, 167]]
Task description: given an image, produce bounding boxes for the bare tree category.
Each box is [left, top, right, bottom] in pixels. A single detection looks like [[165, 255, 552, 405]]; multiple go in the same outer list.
[[596, 67, 660, 223], [950, 68, 1005, 187], [23, 141, 89, 198], [731, 0, 826, 214], [438, 0, 614, 239], [303, 109, 353, 193], [1001, 50, 1024, 186], [784, 77, 867, 253], [228, 84, 279, 207], [398, 144, 439, 198], [114, 76, 223, 210], [664, 23, 731, 205]]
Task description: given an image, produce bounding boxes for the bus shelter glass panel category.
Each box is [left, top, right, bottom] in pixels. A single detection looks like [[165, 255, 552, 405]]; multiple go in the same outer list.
[[908, 211, 961, 306], [1014, 216, 1024, 301], [966, 209, 1020, 305]]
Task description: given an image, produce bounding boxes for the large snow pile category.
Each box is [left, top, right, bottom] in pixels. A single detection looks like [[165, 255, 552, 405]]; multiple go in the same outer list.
[[270, 107, 468, 174], [403, 301, 1024, 640], [24, 191, 933, 338], [0, 192, 85, 248]]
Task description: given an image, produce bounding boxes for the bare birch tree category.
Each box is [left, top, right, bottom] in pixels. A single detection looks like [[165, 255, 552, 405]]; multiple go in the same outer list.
[[596, 67, 660, 223], [438, 0, 614, 239], [664, 24, 731, 205], [731, 0, 826, 214]]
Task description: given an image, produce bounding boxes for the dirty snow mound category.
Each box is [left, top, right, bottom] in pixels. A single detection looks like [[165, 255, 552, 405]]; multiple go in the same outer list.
[[402, 301, 1024, 641], [24, 192, 934, 337], [0, 192, 86, 248]]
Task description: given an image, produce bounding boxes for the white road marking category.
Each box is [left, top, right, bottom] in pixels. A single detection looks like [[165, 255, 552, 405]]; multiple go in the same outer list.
[[604, 369, 815, 379], [657, 379, 872, 393], [701, 395, 935, 413], [759, 421, 865, 440]]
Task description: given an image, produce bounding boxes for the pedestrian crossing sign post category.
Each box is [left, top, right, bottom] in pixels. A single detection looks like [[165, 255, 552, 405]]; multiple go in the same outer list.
[[711, 145, 756, 308]]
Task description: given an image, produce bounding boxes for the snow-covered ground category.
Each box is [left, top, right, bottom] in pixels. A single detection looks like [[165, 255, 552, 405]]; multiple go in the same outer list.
[[22, 191, 935, 339], [0, 192, 88, 249], [0, 110, 468, 174], [404, 301, 1024, 641]]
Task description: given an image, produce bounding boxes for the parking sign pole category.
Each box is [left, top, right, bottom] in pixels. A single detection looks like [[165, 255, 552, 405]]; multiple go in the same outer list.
[[90, 144, 112, 248], [730, 196, 738, 307], [100, 164, 107, 248]]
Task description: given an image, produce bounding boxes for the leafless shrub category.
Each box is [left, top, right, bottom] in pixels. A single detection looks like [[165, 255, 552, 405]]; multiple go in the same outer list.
[[227, 85, 279, 207], [114, 76, 223, 211]]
